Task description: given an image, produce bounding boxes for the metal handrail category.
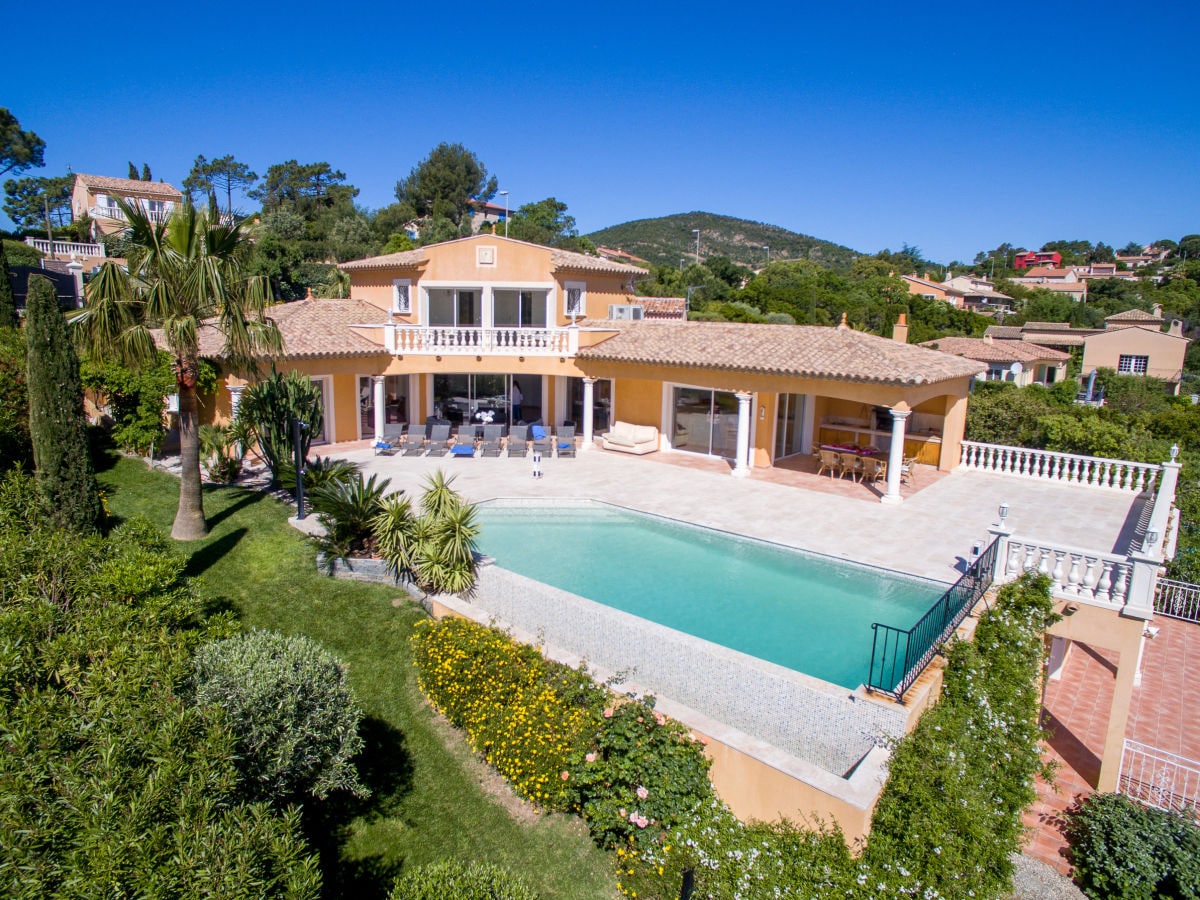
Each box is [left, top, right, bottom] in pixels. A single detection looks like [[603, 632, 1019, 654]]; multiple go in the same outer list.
[[866, 538, 999, 701]]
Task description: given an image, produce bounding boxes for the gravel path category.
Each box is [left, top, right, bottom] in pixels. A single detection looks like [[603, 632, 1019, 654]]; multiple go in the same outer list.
[[1005, 853, 1085, 900]]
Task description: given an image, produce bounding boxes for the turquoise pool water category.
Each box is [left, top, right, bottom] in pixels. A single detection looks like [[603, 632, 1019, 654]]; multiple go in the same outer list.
[[475, 503, 946, 689]]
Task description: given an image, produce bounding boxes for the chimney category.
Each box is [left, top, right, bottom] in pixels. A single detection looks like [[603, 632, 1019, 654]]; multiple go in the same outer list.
[[1169, 319, 1184, 337], [837, 311, 849, 331], [1153, 302, 1163, 318], [983, 333, 993, 345], [892, 313, 909, 343]]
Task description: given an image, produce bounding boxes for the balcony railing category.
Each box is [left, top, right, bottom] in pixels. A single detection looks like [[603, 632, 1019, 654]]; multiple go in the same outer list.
[[89, 204, 175, 224], [24, 238, 105, 258], [866, 537, 999, 701], [959, 440, 1160, 492], [999, 538, 1132, 607], [1155, 577, 1200, 623], [1118, 740, 1200, 820], [385, 325, 579, 356]]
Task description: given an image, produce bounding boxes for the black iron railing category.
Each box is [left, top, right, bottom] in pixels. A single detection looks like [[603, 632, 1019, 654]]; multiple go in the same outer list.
[[866, 538, 999, 701]]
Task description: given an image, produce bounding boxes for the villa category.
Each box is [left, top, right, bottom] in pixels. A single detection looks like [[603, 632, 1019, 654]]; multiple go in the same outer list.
[[184, 234, 1194, 848], [203, 234, 984, 505]]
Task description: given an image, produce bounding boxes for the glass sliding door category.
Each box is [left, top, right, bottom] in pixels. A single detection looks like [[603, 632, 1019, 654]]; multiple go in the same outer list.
[[358, 376, 376, 439], [774, 393, 808, 459], [671, 386, 739, 459], [427, 289, 481, 327], [493, 290, 548, 328], [568, 377, 612, 431], [433, 373, 542, 426]]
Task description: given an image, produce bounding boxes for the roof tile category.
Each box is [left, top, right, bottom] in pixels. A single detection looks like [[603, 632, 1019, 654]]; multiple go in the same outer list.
[[579, 321, 985, 385]]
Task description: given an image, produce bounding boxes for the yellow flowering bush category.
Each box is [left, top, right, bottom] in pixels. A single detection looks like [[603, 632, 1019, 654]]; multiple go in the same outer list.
[[411, 617, 603, 809]]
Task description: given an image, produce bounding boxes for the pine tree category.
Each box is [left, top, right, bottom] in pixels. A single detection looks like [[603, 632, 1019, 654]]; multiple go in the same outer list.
[[141, 162, 152, 181], [25, 275, 101, 531], [0, 241, 17, 328]]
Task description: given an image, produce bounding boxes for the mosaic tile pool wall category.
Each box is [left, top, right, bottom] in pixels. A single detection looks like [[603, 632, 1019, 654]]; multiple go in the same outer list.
[[473, 563, 910, 777]]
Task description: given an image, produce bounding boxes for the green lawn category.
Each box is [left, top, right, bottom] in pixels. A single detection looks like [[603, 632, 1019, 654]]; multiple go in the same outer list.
[[98, 455, 614, 899]]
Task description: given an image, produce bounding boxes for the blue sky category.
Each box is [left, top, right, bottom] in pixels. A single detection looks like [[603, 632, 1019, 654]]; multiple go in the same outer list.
[[6, 0, 1197, 263]]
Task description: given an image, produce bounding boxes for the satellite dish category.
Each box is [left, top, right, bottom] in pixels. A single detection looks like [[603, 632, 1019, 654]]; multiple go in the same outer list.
[[1010, 362, 1024, 375]]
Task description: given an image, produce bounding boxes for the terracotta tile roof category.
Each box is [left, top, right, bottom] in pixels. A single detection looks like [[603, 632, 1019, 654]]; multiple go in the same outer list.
[[339, 236, 646, 277], [920, 337, 1071, 364], [1021, 266, 1070, 278], [1105, 308, 1163, 323], [1023, 321, 1074, 330], [578, 321, 985, 385], [637, 297, 687, 320], [171, 299, 389, 360], [74, 173, 183, 199], [983, 325, 1024, 339]]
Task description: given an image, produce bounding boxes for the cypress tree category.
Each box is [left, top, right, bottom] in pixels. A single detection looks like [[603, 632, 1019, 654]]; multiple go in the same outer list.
[[25, 275, 101, 531], [0, 242, 17, 329]]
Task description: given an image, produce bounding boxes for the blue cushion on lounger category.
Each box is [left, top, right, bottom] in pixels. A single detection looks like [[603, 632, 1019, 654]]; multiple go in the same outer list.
[[558, 442, 571, 450], [451, 445, 474, 456], [531, 425, 546, 440]]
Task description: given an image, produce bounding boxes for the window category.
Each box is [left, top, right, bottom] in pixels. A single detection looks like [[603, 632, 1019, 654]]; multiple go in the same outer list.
[[1118, 354, 1149, 374], [392, 279, 411, 314], [564, 281, 586, 318]]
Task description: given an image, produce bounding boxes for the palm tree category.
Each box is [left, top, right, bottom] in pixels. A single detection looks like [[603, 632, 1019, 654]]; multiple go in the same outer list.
[[73, 197, 282, 539]]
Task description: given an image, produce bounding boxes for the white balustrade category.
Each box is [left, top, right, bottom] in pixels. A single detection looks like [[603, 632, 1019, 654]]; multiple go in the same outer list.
[[1119, 740, 1200, 819], [24, 238, 105, 258], [1000, 537, 1132, 607], [389, 326, 575, 356], [960, 440, 1160, 492]]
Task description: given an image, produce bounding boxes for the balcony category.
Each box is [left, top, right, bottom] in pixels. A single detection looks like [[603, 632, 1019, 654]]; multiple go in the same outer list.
[[24, 238, 105, 258], [383, 325, 580, 356], [89, 204, 172, 224]]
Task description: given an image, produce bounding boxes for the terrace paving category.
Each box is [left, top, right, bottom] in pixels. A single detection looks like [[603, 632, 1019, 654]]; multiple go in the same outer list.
[[338, 440, 1144, 584]]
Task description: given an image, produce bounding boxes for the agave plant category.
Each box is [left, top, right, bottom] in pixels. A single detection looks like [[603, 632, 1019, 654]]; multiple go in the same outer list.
[[198, 423, 243, 483], [369, 470, 480, 595], [310, 473, 390, 560], [277, 455, 359, 494]]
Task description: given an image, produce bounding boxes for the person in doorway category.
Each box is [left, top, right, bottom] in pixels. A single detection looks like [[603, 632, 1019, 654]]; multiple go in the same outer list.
[[511, 379, 524, 423]]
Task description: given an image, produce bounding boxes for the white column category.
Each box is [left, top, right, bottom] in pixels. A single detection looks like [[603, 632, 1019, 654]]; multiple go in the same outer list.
[[581, 377, 596, 451], [882, 406, 910, 504], [227, 384, 246, 421], [373, 375, 386, 439], [733, 391, 753, 477]]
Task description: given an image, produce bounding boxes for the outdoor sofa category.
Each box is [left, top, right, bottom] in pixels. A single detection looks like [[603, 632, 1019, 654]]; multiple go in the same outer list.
[[601, 421, 659, 455]]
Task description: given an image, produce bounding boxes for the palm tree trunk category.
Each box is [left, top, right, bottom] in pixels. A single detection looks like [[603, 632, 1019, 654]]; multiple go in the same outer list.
[[171, 381, 208, 540]]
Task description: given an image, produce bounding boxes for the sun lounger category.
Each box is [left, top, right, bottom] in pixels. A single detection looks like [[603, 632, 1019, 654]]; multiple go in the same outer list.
[[506, 425, 529, 457], [556, 425, 576, 458], [479, 424, 505, 457], [373, 423, 406, 456]]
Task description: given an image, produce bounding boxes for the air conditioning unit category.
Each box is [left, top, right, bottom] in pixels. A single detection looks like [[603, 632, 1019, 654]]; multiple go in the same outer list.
[[608, 304, 645, 320]]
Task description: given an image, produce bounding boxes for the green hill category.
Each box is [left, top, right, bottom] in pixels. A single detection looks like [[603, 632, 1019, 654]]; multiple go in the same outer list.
[[586, 212, 860, 271]]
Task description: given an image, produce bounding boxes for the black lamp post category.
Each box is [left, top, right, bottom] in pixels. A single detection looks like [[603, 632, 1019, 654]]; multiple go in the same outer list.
[[293, 418, 308, 520]]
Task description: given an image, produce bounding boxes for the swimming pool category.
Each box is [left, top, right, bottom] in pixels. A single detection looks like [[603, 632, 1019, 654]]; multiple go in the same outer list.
[[475, 502, 946, 689]]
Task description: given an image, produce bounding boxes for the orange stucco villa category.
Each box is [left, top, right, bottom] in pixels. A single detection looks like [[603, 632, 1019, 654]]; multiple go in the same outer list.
[[198, 234, 985, 501]]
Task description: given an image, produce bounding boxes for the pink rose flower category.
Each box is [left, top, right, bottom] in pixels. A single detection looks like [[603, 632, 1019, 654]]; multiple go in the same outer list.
[[654, 712, 666, 726], [561, 771, 570, 780], [629, 812, 638, 823], [636, 786, 649, 800], [603, 708, 614, 719], [585, 752, 597, 763], [619, 808, 627, 817], [636, 815, 649, 828]]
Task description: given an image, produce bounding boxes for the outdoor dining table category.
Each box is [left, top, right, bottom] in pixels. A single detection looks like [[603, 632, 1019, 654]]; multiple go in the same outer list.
[[820, 444, 881, 456]]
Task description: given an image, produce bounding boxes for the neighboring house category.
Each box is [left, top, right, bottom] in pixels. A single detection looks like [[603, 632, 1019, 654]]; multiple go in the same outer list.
[[1013, 250, 1063, 269], [187, 234, 983, 499], [984, 308, 1189, 393], [1008, 266, 1088, 302], [635, 297, 687, 320], [71, 173, 184, 238], [467, 199, 510, 232], [919, 335, 1070, 386], [901, 273, 960, 306], [1082, 309, 1189, 392], [941, 274, 1015, 314], [7, 260, 84, 313]]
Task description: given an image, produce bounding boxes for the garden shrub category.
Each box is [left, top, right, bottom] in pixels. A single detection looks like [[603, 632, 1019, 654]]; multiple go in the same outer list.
[[1065, 792, 1200, 899], [389, 859, 539, 900], [410, 616, 714, 844], [0, 493, 319, 898], [863, 572, 1057, 898], [191, 630, 368, 804], [566, 696, 713, 850], [411, 616, 602, 809], [236, 368, 325, 484]]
